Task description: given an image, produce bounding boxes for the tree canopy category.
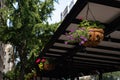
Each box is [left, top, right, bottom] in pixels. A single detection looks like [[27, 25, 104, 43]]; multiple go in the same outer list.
[[0, 0, 59, 79]]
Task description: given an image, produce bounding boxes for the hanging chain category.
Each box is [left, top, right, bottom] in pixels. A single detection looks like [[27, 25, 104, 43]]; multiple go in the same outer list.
[[86, 3, 96, 21]]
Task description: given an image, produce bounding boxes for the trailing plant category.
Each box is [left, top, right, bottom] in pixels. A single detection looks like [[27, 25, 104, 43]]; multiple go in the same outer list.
[[36, 57, 55, 71], [79, 20, 105, 29], [65, 20, 105, 46]]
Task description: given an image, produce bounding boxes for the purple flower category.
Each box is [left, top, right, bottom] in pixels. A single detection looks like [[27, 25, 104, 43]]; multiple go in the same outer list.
[[79, 41, 85, 45], [80, 36, 84, 39], [65, 41, 68, 45], [80, 36, 87, 41], [89, 30, 93, 32], [70, 37, 74, 40], [70, 29, 74, 32], [79, 27, 85, 31], [79, 42, 82, 45], [81, 27, 86, 30], [67, 35, 74, 40], [65, 32, 68, 35], [83, 38, 87, 41], [81, 41, 85, 44]]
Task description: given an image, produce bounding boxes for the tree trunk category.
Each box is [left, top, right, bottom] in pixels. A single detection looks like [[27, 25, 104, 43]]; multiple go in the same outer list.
[[19, 53, 27, 80], [17, 43, 27, 80], [19, 62, 26, 80]]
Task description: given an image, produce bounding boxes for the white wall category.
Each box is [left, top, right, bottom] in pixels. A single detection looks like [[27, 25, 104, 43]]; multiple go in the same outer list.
[[61, 0, 77, 20]]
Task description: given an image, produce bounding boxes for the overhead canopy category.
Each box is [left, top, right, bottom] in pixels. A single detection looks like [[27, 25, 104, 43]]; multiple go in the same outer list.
[[35, 0, 120, 78]]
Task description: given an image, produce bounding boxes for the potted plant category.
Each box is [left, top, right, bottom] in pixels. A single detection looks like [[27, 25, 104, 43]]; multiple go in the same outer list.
[[43, 58, 55, 71], [37, 58, 44, 71], [36, 57, 55, 71], [65, 20, 105, 46]]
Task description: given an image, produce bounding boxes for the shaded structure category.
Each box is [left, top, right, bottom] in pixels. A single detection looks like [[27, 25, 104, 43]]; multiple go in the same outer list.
[[35, 0, 120, 79]]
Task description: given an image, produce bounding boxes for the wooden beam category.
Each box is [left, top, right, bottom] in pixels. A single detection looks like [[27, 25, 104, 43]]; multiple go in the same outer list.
[[73, 57, 120, 65], [41, 0, 88, 55]]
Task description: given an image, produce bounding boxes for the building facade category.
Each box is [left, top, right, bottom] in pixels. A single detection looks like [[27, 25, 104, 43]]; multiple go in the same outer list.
[[60, 0, 77, 21]]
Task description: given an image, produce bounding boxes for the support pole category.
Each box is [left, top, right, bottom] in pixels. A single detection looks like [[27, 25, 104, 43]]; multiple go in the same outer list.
[[77, 77, 79, 80], [71, 76, 74, 80], [99, 72, 103, 80], [40, 75, 42, 80], [49, 77, 52, 80]]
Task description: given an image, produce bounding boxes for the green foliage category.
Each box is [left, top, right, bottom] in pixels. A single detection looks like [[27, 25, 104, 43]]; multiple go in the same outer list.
[[44, 58, 55, 64], [0, 0, 59, 79], [79, 20, 105, 29], [24, 69, 36, 80], [102, 71, 120, 80], [3, 70, 19, 80], [65, 28, 88, 44], [90, 71, 120, 80], [65, 20, 104, 45]]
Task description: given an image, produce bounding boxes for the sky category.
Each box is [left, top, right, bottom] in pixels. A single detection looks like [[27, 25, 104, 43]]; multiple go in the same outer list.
[[8, 0, 73, 25], [48, 0, 72, 24]]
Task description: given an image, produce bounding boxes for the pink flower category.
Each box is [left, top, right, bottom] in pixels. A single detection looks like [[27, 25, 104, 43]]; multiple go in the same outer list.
[[79, 16, 82, 20], [41, 58, 46, 63], [36, 58, 41, 63]]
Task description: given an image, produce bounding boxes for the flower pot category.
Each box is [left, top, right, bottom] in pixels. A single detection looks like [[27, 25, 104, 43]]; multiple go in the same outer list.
[[44, 64, 55, 71], [83, 28, 104, 46]]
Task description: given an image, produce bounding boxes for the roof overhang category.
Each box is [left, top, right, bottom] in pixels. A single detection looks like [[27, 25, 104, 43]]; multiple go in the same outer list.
[[35, 0, 120, 78]]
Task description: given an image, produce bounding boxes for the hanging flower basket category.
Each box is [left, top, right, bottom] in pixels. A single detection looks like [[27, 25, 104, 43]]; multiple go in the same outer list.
[[36, 57, 55, 71], [65, 20, 105, 47], [83, 28, 104, 46], [43, 58, 55, 71], [44, 63, 55, 71]]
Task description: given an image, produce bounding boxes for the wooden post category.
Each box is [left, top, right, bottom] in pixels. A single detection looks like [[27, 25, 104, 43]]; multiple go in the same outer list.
[[99, 72, 103, 80], [77, 77, 79, 80], [71, 77, 74, 80], [49, 77, 52, 80], [40, 76, 42, 80]]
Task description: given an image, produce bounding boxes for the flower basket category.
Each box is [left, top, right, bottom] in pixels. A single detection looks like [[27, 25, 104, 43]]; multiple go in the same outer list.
[[36, 57, 55, 71], [43, 58, 55, 71], [65, 20, 105, 47], [44, 64, 55, 71], [83, 28, 104, 46]]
